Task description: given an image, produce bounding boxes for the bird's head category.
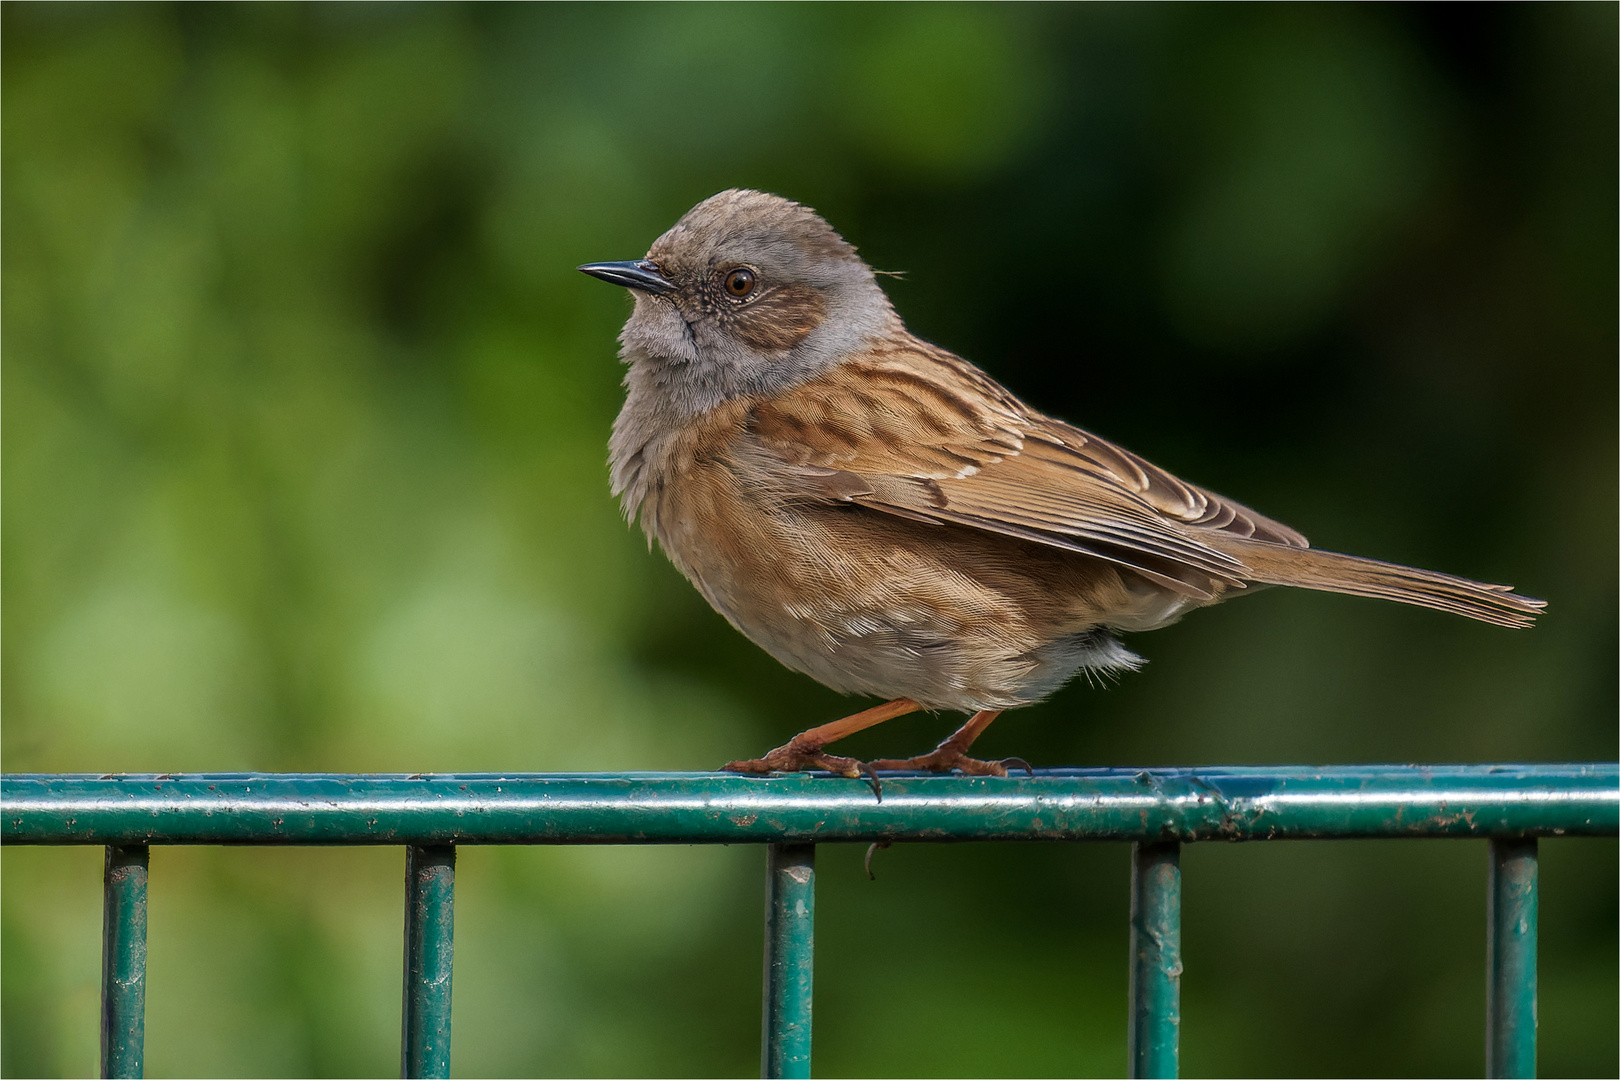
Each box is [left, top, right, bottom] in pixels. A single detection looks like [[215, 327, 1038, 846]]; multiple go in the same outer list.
[[580, 189, 898, 414]]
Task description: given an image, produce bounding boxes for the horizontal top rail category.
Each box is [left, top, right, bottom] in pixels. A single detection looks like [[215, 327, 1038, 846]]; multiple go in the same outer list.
[[4, 764, 1615, 847]]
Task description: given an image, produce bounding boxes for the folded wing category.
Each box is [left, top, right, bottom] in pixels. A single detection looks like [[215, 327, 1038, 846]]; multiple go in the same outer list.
[[747, 339, 1543, 626]]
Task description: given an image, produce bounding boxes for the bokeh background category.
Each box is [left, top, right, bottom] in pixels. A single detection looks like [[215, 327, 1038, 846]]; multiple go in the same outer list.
[[3, 3, 1615, 1076]]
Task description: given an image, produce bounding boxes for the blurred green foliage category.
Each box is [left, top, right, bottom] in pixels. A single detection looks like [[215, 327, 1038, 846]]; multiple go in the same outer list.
[[3, 3, 1615, 1077]]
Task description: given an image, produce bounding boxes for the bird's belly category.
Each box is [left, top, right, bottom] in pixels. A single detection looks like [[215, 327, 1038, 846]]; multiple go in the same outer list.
[[646, 467, 1146, 711]]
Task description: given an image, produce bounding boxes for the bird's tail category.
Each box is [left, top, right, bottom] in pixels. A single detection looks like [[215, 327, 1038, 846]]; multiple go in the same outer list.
[[1215, 539, 1545, 629]]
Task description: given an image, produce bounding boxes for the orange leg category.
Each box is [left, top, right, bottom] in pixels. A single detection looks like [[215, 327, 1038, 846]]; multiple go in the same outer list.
[[722, 698, 923, 779], [869, 709, 1031, 777]]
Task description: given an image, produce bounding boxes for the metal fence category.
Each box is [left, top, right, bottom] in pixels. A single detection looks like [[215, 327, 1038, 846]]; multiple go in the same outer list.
[[4, 763, 1616, 1080]]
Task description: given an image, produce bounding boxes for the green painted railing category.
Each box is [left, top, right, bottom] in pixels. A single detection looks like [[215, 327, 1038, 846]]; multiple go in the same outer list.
[[4, 764, 1616, 1079]]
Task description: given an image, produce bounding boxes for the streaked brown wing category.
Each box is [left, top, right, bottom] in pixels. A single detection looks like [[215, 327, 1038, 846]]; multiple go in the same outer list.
[[748, 340, 1305, 598]]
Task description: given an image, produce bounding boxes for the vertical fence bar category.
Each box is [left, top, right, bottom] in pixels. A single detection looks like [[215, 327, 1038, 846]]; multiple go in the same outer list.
[[762, 843, 816, 1080], [401, 845, 456, 1080], [1487, 837, 1538, 1079], [1128, 841, 1182, 1080], [101, 844, 149, 1080]]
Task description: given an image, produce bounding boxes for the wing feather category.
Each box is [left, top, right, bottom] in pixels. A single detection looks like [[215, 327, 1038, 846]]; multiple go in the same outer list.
[[742, 338, 1542, 628], [749, 341, 1295, 590]]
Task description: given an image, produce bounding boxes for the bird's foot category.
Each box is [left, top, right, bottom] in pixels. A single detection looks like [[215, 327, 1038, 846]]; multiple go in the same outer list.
[[722, 739, 881, 795], [869, 749, 1032, 777], [866, 709, 1026, 777]]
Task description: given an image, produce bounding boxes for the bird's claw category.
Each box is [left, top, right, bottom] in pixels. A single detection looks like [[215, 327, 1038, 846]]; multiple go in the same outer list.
[[723, 743, 883, 799], [868, 749, 1029, 777]]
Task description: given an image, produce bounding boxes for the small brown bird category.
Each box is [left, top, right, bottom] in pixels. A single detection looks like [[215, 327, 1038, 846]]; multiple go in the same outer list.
[[580, 189, 1544, 781]]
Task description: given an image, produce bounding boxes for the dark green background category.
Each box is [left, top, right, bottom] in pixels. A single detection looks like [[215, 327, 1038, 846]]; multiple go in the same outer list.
[[3, 3, 1615, 1076]]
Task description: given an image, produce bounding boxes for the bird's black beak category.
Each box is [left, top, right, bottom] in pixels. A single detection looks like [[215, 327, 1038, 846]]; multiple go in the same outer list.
[[577, 259, 677, 296]]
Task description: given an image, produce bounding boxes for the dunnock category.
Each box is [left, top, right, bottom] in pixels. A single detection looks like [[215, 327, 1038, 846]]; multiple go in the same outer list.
[[580, 190, 1543, 782]]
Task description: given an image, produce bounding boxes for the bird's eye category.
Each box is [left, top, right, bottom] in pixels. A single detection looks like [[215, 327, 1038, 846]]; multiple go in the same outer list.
[[724, 268, 757, 298]]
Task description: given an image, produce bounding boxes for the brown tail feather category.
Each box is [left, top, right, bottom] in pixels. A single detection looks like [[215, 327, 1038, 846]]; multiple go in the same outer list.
[[1215, 539, 1546, 629]]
